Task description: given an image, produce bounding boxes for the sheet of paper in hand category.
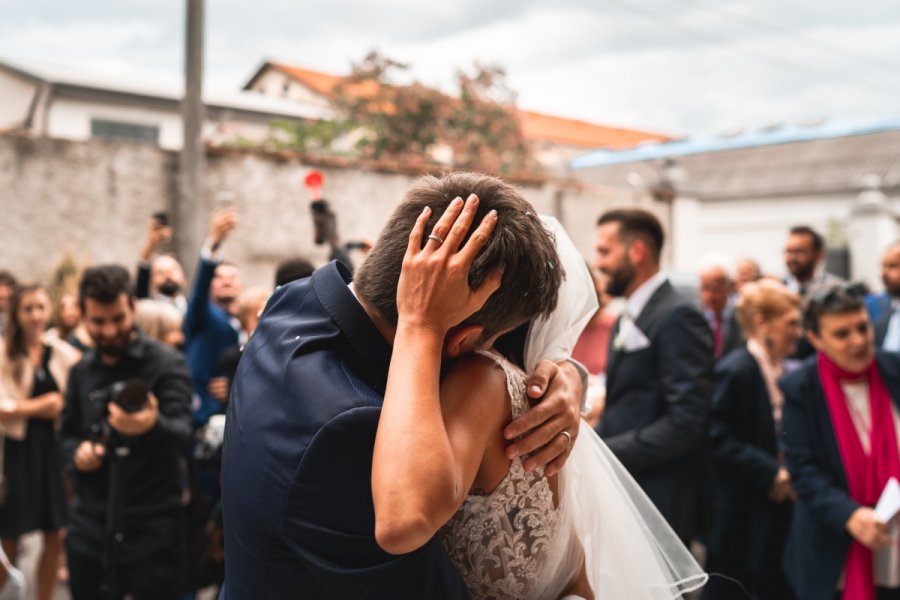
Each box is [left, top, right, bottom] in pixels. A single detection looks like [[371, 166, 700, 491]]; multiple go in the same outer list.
[[875, 477, 900, 524]]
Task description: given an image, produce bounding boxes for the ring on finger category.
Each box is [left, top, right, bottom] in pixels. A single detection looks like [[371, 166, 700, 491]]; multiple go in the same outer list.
[[558, 430, 572, 446], [427, 233, 445, 245]]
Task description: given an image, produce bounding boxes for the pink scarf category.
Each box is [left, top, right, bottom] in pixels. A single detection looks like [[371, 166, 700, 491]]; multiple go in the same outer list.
[[819, 352, 900, 600]]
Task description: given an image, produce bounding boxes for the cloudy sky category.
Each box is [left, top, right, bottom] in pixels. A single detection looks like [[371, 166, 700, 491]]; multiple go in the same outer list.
[[2, 0, 899, 137]]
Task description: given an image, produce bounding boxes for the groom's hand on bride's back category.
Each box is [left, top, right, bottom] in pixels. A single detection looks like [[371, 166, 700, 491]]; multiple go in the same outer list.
[[503, 359, 583, 477]]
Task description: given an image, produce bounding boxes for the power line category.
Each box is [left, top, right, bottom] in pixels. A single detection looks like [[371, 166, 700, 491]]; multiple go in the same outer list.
[[598, 0, 900, 95], [684, 2, 900, 74]]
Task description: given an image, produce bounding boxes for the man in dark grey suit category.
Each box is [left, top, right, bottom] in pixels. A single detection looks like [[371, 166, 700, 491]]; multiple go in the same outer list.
[[593, 208, 714, 544]]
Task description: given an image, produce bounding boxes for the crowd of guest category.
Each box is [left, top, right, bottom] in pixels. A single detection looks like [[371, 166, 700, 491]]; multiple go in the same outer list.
[[1, 195, 899, 600], [0, 197, 362, 600], [578, 213, 900, 600]]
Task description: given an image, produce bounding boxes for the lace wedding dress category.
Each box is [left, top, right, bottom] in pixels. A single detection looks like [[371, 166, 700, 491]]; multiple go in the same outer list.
[[441, 351, 572, 600], [441, 216, 708, 600]]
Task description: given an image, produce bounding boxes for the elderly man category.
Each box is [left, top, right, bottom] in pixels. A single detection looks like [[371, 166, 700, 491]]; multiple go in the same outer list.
[[699, 255, 744, 360]]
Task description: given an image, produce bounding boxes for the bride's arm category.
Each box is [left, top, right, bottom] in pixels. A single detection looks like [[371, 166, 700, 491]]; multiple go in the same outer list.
[[374, 352, 509, 555], [371, 195, 502, 555]]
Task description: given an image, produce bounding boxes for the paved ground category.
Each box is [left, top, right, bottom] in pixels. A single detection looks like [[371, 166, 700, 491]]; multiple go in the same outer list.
[[16, 532, 68, 600]]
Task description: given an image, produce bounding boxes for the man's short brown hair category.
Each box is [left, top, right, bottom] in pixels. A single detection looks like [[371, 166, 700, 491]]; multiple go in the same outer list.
[[354, 172, 563, 340], [597, 208, 665, 260]]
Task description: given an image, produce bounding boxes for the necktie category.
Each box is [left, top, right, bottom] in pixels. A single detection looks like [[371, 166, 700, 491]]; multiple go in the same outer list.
[[712, 313, 723, 357]]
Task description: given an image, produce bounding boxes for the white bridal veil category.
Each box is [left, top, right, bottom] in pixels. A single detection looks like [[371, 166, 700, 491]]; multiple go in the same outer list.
[[523, 216, 708, 600]]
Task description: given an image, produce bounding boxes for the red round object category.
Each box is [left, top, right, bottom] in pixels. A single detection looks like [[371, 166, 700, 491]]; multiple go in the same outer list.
[[304, 170, 324, 189]]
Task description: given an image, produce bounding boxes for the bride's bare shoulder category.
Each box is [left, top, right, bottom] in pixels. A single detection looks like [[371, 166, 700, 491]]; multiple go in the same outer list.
[[441, 352, 511, 411]]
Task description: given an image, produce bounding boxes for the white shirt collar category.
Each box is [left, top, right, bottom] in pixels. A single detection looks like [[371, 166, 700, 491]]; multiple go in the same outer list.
[[625, 271, 667, 320], [784, 264, 826, 292]]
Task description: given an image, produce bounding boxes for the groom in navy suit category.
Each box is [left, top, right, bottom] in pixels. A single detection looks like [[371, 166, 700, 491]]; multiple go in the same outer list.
[[219, 173, 585, 599]]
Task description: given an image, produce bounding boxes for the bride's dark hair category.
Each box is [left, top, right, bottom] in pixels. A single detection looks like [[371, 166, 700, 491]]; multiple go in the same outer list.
[[355, 172, 563, 341]]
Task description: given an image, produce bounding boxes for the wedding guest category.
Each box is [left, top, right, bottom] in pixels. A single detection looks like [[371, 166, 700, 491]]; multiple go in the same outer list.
[[184, 208, 242, 427], [274, 257, 315, 288], [782, 282, 900, 599], [0, 271, 16, 338], [704, 280, 802, 600], [49, 290, 91, 353], [135, 216, 188, 314], [867, 241, 900, 351], [783, 226, 844, 361], [783, 226, 844, 300], [50, 291, 80, 342], [735, 258, 762, 292], [135, 299, 185, 350], [0, 284, 80, 600], [572, 269, 616, 376], [593, 208, 714, 545], [699, 254, 744, 361]]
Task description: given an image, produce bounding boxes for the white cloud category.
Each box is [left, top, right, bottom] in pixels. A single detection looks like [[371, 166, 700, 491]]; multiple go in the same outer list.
[[2, 0, 899, 136]]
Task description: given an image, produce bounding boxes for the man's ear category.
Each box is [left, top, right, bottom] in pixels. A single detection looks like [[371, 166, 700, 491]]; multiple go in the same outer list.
[[445, 324, 486, 358], [806, 329, 823, 352], [628, 238, 646, 266]]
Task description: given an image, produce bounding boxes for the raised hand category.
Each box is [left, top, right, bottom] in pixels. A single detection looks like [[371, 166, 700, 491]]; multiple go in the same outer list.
[[209, 207, 238, 250], [141, 218, 173, 261], [396, 194, 501, 334]]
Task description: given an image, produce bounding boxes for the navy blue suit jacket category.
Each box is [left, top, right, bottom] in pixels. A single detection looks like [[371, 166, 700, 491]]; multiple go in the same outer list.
[[707, 347, 783, 574], [596, 281, 714, 541], [866, 292, 892, 347], [219, 262, 469, 600], [184, 256, 239, 427], [781, 351, 900, 599]]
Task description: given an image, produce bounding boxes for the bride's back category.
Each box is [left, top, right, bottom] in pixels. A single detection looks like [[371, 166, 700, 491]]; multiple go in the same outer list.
[[439, 350, 586, 600]]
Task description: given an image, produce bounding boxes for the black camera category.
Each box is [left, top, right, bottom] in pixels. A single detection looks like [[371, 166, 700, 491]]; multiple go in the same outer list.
[[86, 380, 150, 443]]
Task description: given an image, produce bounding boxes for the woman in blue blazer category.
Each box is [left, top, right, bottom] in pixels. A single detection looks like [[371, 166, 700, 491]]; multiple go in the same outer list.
[[704, 280, 802, 599]]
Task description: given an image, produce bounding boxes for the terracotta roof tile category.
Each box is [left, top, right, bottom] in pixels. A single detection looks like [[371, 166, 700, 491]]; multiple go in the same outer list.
[[517, 109, 670, 149], [265, 62, 669, 150]]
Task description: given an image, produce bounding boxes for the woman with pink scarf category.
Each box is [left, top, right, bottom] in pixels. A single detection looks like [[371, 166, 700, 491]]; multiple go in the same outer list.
[[782, 282, 900, 600]]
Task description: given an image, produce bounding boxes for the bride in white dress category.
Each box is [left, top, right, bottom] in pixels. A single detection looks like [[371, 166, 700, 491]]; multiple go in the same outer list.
[[372, 206, 707, 599]]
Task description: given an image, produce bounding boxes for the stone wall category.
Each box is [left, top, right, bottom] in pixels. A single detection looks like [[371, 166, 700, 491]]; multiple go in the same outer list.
[[0, 134, 624, 290]]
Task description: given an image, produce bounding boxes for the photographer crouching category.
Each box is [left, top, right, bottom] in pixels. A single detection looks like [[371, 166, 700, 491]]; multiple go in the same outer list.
[[60, 266, 192, 600]]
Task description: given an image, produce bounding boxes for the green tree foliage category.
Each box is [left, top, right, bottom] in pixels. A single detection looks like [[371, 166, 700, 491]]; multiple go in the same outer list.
[[273, 51, 535, 175]]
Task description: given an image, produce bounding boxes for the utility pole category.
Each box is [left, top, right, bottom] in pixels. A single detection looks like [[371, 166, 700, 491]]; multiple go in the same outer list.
[[177, 0, 205, 280]]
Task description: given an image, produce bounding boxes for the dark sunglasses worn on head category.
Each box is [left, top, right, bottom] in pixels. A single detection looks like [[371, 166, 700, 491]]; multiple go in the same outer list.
[[810, 282, 869, 307]]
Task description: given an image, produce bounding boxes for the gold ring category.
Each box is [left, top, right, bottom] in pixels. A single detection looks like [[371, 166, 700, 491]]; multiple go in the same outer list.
[[559, 430, 572, 446]]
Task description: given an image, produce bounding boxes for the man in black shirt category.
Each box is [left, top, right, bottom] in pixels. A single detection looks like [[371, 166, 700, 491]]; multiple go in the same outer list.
[[61, 265, 192, 600]]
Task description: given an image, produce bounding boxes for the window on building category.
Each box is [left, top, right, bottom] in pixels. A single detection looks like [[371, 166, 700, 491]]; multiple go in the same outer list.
[[90, 119, 160, 144]]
